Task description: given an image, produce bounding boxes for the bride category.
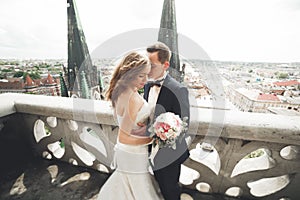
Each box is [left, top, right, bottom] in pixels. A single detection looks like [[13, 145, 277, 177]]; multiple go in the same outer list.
[[97, 52, 163, 200]]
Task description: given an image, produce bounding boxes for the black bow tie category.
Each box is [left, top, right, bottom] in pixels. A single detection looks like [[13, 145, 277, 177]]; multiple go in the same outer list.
[[148, 78, 164, 88]]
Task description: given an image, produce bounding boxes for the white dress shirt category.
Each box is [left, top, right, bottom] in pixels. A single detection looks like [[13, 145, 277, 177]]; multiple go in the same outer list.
[[147, 72, 168, 120]]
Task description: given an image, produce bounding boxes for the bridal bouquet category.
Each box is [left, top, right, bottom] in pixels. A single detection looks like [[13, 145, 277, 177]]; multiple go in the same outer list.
[[148, 112, 188, 150]]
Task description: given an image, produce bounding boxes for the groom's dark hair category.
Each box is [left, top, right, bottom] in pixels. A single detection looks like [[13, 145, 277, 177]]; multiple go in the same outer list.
[[146, 42, 171, 63]]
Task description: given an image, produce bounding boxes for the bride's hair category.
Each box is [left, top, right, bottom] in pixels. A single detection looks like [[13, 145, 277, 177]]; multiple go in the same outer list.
[[105, 51, 149, 107]]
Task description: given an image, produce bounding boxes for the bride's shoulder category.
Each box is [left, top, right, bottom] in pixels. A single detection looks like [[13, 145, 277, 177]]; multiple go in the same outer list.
[[129, 92, 144, 103], [128, 92, 144, 111]]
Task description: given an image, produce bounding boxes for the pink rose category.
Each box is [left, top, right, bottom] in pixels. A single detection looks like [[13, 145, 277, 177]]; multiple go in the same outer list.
[[156, 131, 167, 141], [159, 132, 167, 140], [161, 123, 171, 131]]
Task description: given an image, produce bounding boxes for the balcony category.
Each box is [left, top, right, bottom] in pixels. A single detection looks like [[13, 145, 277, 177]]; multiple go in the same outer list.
[[0, 93, 299, 200]]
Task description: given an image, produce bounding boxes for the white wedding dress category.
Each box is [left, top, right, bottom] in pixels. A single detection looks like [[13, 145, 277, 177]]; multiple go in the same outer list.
[[97, 100, 163, 200]]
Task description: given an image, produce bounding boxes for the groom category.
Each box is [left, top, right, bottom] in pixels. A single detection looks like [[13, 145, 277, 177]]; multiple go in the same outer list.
[[144, 42, 190, 200]]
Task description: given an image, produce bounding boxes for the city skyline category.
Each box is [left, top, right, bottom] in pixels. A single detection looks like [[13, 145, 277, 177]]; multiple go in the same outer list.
[[0, 0, 300, 63]]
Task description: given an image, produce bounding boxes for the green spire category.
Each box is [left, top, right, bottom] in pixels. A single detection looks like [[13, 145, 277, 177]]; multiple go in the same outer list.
[[67, 0, 97, 94], [158, 0, 181, 82], [80, 71, 91, 99], [60, 72, 69, 97]]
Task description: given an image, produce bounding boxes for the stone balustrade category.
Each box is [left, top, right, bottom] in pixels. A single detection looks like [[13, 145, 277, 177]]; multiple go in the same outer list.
[[0, 93, 299, 199]]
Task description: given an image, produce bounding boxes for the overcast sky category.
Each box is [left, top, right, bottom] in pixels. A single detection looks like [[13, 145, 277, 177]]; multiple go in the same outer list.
[[0, 0, 299, 62]]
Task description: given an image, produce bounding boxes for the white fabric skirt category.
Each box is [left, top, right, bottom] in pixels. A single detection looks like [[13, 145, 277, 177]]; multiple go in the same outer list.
[[97, 142, 163, 200]]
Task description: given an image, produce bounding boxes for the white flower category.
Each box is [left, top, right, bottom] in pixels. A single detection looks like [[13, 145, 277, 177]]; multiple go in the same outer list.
[[148, 112, 188, 149]]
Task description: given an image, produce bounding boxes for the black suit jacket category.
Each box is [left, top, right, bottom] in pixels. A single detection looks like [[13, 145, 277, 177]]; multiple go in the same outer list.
[[144, 74, 190, 170]]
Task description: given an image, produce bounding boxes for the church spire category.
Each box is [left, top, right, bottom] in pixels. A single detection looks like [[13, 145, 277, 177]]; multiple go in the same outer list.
[[67, 0, 98, 96], [158, 0, 181, 81]]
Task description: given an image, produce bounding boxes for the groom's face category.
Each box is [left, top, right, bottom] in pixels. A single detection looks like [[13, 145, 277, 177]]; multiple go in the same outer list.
[[148, 52, 169, 80]]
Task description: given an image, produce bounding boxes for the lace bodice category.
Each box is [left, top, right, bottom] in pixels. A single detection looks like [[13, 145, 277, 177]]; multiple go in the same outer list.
[[117, 99, 152, 129]]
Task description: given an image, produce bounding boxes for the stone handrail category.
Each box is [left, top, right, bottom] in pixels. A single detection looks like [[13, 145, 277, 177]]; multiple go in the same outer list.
[[0, 93, 299, 199]]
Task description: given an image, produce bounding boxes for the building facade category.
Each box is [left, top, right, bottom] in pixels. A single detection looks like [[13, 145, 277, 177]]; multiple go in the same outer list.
[[0, 74, 61, 96]]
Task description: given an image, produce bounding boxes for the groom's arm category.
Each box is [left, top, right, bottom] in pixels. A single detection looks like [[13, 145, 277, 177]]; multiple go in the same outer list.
[[130, 125, 147, 136], [174, 86, 190, 126], [181, 87, 190, 126]]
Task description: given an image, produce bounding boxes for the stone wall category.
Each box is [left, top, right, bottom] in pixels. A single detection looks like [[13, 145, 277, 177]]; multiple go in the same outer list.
[[0, 93, 299, 199]]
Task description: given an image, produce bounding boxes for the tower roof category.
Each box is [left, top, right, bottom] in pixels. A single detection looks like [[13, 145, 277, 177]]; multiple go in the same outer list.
[[24, 74, 36, 88], [44, 74, 56, 85], [67, 0, 97, 93], [158, 0, 180, 78]]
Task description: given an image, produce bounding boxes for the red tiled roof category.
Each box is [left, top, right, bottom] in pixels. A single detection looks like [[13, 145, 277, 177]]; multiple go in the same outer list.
[[45, 74, 55, 85], [257, 93, 280, 101], [273, 80, 300, 87], [25, 75, 35, 87], [35, 80, 43, 86], [271, 89, 285, 95]]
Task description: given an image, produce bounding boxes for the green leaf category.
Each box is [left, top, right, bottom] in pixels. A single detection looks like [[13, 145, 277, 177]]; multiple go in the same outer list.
[[137, 88, 144, 94], [59, 139, 65, 148], [44, 125, 51, 135]]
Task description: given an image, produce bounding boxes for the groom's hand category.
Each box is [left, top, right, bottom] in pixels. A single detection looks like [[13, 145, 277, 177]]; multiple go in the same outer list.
[[131, 125, 147, 136], [136, 122, 146, 127]]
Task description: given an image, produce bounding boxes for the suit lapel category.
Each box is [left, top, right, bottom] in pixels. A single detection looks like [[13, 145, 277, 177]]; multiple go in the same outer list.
[[156, 74, 171, 104], [154, 75, 172, 117], [143, 84, 150, 101], [144, 74, 172, 118]]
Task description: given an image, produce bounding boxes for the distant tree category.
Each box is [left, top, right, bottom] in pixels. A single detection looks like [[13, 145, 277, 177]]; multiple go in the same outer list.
[[278, 73, 288, 79], [30, 72, 41, 80], [2, 69, 12, 73], [10, 61, 19, 65], [25, 91, 36, 95], [248, 69, 253, 73], [13, 71, 24, 78], [39, 64, 50, 68]]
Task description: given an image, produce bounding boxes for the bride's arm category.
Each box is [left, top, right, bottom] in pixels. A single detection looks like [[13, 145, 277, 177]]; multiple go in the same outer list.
[[118, 94, 152, 145]]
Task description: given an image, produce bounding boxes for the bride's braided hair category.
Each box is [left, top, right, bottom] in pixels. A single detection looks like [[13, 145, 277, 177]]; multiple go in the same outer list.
[[105, 51, 149, 107]]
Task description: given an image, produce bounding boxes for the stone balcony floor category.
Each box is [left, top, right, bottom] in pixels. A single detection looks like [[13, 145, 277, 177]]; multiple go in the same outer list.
[[0, 158, 243, 200]]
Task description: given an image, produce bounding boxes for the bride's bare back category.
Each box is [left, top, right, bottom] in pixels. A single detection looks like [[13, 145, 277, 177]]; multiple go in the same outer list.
[[115, 90, 152, 145]]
